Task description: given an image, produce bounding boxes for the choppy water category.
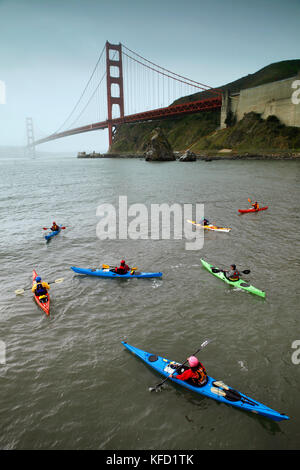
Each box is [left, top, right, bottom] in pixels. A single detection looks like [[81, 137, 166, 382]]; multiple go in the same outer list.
[[0, 153, 299, 450]]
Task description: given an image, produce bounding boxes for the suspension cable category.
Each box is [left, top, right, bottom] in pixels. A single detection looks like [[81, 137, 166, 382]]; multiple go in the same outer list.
[[121, 43, 221, 95], [54, 43, 106, 133]]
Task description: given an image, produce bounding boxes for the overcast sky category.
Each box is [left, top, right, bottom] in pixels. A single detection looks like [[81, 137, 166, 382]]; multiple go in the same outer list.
[[0, 0, 299, 153]]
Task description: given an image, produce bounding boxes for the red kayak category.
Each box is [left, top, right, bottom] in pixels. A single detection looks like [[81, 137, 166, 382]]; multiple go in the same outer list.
[[32, 270, 50, 316], [238, 206, 268, 214]]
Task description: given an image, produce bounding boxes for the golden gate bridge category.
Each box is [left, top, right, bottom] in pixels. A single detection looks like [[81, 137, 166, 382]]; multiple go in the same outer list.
[[26, 41, 222, 153]]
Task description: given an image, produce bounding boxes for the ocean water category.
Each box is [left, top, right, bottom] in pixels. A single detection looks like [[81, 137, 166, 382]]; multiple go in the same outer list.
[[0, 153, 299, 449]]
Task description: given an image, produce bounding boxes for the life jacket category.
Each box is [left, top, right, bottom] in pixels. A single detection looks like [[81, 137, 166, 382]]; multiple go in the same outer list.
[[35, 282, 47, 296], [115, 264, 129, 275], [228, 269, 240, 281], [188, 365, 208, 387]]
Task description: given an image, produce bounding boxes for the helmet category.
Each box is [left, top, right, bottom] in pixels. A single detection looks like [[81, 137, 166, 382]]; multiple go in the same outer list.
[[230, 264, 236, 270], [53, 221, 56, 224], [188, 356, 199, 368], [36, 277, 41, 282], [121, 260, 125, 265]]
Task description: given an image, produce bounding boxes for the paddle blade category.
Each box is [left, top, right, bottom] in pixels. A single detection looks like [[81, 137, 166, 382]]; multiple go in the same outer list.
[[211, 387, 226, 397], [54, 278, 64, 284], [213, 381, 229, 390], [248, 198, 252, 203], [102, 264, 110, 269], [15, 288, 25, 295], [242, 270, 250, 274], [199, 338, 213, 350], [149, 385, 163, 393]]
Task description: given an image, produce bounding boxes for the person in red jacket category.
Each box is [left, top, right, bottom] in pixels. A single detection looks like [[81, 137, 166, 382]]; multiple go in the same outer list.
[[50, 221, 60, 232], [171, 356, 208, 387], [115, 260, 130, 275]]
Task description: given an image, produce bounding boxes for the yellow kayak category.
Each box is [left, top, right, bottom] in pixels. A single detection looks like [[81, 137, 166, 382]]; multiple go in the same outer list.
[[187, 220, 231, 233]]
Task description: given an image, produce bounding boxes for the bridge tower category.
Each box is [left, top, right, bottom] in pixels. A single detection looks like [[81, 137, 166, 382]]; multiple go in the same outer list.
[[106, 41, 124, 148], [25, 117, 36, 157]]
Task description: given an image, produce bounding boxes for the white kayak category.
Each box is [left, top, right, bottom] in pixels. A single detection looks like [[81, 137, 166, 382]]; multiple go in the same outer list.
[[187, 219, 231, 233]]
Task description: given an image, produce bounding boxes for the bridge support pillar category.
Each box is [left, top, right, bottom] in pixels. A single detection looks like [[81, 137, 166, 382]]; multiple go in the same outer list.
[[106, 41, 124, 148], [25, 117, 36, 157]]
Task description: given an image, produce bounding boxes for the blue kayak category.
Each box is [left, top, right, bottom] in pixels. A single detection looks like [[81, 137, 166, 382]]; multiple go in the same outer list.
[[71, 266, 163, 279], [122, 342, 289, 422], [45, 225, 62, 241]]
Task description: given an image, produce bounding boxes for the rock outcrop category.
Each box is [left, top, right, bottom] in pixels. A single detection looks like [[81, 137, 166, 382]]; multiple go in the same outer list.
[[144, 128, 175, 161], [77, 151, 104, 158], [178, 150, 197, 162]]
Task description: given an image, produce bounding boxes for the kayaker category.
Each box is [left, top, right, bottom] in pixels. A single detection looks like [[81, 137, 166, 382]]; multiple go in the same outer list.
[[251, 201, 259, 210], [170, 356, 208, 387], [32, 276, 50, 301], [224, 264, 240, 281], [115, 260, 130, 275], [200, 217, 210, 226], [50, 221, 60, 232]]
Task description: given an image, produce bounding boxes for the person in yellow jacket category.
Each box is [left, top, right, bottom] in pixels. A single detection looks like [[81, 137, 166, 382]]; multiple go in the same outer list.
[[32, 276, 50, 301], [252, 201, 259, 210]]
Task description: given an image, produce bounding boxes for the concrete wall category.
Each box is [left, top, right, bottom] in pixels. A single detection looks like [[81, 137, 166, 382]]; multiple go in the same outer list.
[[221, 74, 300, 128]]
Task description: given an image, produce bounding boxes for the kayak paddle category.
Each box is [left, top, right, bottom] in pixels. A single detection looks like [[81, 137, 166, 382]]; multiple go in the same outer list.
[[212, 268, 251, 275], [43, 227, 66, 230], [149, 338, 212, 392], [15, 278, 64, 295]]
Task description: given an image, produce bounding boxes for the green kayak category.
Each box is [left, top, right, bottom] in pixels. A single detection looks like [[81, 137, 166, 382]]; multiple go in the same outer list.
[[201, 259, 265, 298]]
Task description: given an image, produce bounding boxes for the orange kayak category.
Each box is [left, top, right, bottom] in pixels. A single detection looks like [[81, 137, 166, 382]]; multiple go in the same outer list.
[[32, 270, 50, 316]]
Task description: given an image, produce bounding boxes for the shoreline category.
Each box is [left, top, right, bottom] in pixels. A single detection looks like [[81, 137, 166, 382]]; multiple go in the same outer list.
[[77, 151, 300, 161]]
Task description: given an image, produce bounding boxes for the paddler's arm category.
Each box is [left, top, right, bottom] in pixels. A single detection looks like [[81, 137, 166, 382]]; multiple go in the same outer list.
[[42, 282, 50, 290], [170, 369, 192, 381]]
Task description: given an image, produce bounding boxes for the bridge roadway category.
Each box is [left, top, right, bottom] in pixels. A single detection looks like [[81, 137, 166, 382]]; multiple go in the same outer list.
[[33, 96, 222, 146]]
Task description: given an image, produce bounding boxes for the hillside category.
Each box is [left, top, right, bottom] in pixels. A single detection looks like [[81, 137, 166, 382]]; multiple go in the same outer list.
[[192, 112, 300, 153], [173, 59, 300, 105], [110, 59, 300, 154]]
